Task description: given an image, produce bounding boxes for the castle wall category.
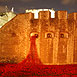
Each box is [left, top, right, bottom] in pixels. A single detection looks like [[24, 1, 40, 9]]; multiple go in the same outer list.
[[38, 11, 53, 65], [57, 19, 68, 64], [0, 11, 77, 65], [67, 13, 77, 64], [0, 13, 34, 63]]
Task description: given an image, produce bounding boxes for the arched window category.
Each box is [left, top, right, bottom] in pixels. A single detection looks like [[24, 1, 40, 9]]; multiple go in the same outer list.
[[45, 32, 54, 38], [47, 33, 52, 38], [60, 32, 68, 38], [34, 34, 38, 38], [30, 32, 38, 38], [60, 34, 64, 38]]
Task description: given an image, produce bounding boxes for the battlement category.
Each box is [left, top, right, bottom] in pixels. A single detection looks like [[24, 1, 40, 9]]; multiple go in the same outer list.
[[38, 11, 51, 19], [25, 10, 77, 20], [68, 12, 77, 20], [55, 11, 67, 19], [25, 9, 55, 18]]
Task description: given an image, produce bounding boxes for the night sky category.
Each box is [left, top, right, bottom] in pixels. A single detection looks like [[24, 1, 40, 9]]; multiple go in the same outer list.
[[0, 0, 77, 13]]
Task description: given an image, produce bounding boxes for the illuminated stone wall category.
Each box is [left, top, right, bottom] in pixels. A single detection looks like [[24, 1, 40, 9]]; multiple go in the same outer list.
[[0, 11, 77, 65]]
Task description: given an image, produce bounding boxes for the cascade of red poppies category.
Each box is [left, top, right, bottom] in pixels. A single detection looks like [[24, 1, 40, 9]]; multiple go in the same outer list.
[[19, 36, 42, 65]]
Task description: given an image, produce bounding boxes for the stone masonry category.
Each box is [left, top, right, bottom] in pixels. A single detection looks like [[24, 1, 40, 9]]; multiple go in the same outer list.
[[0, 11, 77, 65]]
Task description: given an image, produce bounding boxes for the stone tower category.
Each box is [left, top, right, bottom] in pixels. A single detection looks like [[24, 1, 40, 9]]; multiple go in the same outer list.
[[0, 10, 77, 65]]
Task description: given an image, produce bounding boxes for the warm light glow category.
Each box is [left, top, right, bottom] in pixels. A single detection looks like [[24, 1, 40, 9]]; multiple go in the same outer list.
[[26, 9, 55, 19], [30, 32, 38, 37], [0, 26, 2, 28]]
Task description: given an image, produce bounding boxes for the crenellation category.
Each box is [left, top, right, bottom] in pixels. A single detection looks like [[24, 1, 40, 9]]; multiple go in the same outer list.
[[38, 11, 51, 19], [55, 11, 67, 19], [68, 13, 77, 20], [25, 13, 34, 20]]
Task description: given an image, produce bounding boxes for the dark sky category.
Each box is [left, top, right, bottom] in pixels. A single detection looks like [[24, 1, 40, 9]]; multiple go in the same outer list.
[[0, 0, 77, 13]]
